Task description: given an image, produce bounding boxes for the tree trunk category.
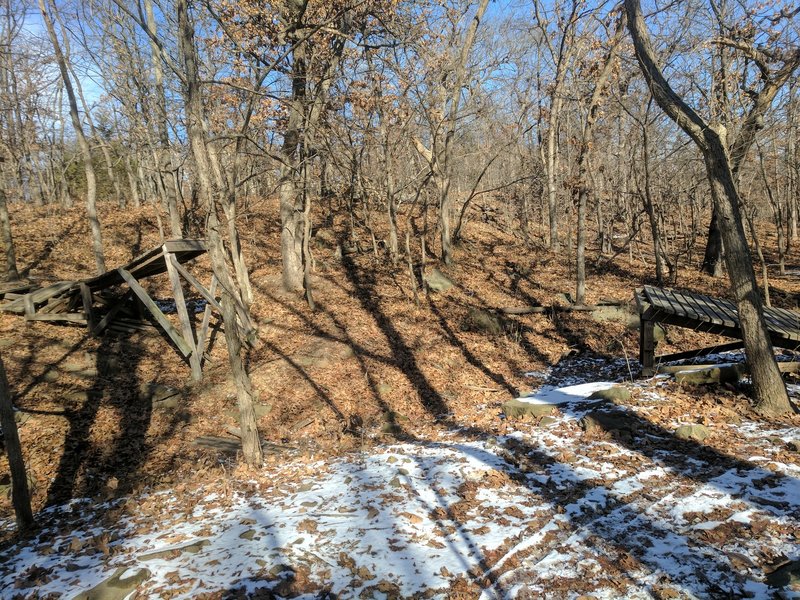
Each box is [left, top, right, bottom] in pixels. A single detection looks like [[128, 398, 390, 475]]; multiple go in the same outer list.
[[575, 187, 587, 303], [39, 0, 105, 274], [625, 0, 791, 415], [437, 0, 490, 264], [701, 211, 725, 276], [145, 0, 182, 238], [704, 145, 787, 412], [573, 22, 623, 303], [0, 352, 34, 531], [176, 0, 262, 466], [0, 186, 18, 281], [545, 107, 561, 251], [641, 122, 672, 284]]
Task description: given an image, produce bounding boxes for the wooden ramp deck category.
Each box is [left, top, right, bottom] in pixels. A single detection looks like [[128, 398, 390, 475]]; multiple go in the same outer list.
[[0, 240, 221, 381], [635, 285, 800, 375]]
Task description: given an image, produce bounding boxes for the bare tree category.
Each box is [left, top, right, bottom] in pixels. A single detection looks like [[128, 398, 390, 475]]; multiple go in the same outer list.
[[38, 0, 105, 274], [573, 12, 624, 304], [625, 0, 796, 415]]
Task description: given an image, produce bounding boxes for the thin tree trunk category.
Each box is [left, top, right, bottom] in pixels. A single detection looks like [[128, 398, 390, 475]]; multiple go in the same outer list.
[[437, 0, 490, 264], [176, 0, 262, 466], [574, 22, 623, 303], [52, 6, 123, 209], [39, 0, 105, 273], [545, 103, 561, 251], [744, 207, 770, 307], [145, 0, 182, 238], [124, 155, 141, 208], [0, 352, 34, 531]]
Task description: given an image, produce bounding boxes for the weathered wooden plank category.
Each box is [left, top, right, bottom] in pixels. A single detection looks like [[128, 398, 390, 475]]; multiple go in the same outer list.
[[26, 313, 87, 324], [0, 280, 33, 295], [41, 295, 70, 314], [762, 313, 791, 337], [656, 340, 745, 363], [79, 283, 95, 334], [638, 286, 800, 369], [164, 246, 201, 381], [657, 361, 800, 375], [708, 295, 741, 329], [696, 294, 736, 328], [23, 294, 34, 318], [117, 268, 193, 357], [758, 304, 792, 336], [683, 292, 727, 327], [764, 306, 800, 335], [82, 240, 207, 292], [769, 306, 800, 328], [4, 281, 74, 312], [163, 239, 207, 254], [648, 286, 686, 318], [671, 291, 708, 325], [168, 255, 223, 313], [29, 281, 75, 303]]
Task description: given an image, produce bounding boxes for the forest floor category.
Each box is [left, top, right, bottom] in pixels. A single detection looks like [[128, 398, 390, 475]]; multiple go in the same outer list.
[[0, 199, 799, 599]]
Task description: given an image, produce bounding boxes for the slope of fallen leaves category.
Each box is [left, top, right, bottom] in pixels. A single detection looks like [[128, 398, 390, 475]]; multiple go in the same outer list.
[[0, 197, 798, 532]]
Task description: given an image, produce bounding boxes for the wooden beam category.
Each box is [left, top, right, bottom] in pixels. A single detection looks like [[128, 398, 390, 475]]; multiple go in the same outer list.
[[167, 254, 222, 313], [656, 361, 800, 375], [117, 267, 193, 357], [656, 341, 745, 364], [23, 294, 34, 319], [639, 318, 655, 376], [163, 246, 201, 381], [26, 313, 87, 324], [79, 283, 95, 334], [196, 275, 218, 362]]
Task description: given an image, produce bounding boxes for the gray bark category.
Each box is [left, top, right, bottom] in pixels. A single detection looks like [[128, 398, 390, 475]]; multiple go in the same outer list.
[[145, 0, 182, 238], [0, 186, 18, 280]]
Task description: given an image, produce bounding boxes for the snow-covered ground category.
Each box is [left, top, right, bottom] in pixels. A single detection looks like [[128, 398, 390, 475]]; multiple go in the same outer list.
[[2, 357, 799, 599]]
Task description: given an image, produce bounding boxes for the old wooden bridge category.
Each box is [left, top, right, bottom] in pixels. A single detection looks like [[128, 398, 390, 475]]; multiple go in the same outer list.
[[636, 285, 800, 375]]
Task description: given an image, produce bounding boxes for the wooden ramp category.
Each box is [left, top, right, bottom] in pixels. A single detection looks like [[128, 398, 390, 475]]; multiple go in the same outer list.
[[0, 240, 222, 381], [635, 285, 800, 375]]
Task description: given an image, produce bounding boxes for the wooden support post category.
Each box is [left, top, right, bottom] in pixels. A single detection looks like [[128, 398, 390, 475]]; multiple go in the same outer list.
[[168, 255, 222, 313], [640, 318, 655, 376], [163, 246, 202, 381], [79, 283, 95, 335], [23, 294, 34, 319], [117, 267, 193, 357], [196, 275, 218, 364]]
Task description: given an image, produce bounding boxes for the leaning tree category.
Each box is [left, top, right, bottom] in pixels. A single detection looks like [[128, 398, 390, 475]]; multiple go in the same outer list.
[[625, 0, 799, 415]]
